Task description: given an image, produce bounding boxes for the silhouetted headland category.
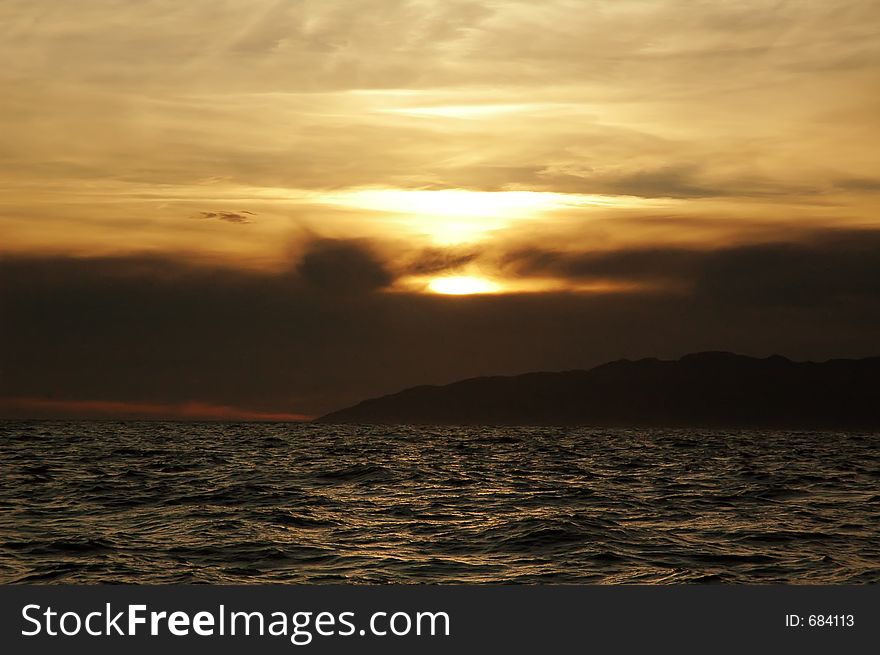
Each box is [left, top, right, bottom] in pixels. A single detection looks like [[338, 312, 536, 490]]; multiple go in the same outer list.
[[317, 352, 880, 428]]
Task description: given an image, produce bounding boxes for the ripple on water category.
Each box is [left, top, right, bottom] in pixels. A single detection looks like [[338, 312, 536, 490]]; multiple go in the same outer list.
[[0, 421, 878, 584]]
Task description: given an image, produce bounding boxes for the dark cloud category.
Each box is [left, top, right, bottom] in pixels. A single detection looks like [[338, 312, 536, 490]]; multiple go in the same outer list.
[[590, 165, 719, 199], [295, 239, 393, 294], [401, 247, 479, 275], [835, 177, 880, 192], [474, 164, 724, 199], [198, 210, 255, 224], [2, 229, 879, 418], [696, 236, 880, 307], [504, 230, 880, 307], [529, 164, 816, 199], [503, 246, 706, 283]]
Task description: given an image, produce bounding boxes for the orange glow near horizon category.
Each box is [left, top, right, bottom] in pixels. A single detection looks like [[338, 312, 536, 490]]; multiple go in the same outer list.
[[0, 397, 312, 422]]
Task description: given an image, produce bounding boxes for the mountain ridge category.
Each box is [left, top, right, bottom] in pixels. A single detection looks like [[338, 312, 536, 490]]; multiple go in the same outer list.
[[316, 352, 880, 428]]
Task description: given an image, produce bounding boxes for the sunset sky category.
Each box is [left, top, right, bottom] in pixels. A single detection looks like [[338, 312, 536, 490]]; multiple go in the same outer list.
[[2, 0, 879, 419]]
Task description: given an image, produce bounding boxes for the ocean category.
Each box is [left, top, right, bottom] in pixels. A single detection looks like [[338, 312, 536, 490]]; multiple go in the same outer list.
[[1, 421, 878, 584]]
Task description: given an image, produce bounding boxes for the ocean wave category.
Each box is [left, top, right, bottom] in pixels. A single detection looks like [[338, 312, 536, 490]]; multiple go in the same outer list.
[[1, 421, 878, 584]]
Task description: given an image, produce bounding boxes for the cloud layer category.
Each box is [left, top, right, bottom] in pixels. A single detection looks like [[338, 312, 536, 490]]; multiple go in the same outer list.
[[1, 1, 879, 266]]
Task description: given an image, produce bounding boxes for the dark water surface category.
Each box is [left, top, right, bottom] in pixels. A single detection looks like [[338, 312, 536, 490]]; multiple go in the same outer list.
[[1, 422, 878, 583]]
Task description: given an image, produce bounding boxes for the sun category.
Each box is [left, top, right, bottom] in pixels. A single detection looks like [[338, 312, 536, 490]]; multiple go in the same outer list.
[[428, 276, 499, 295]]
